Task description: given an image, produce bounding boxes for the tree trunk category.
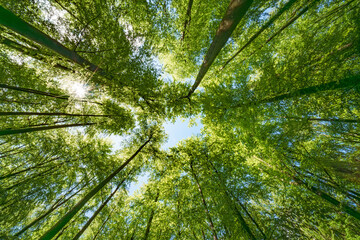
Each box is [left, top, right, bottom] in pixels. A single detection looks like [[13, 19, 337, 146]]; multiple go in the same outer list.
[[206, 160, 258, 239], [0, 83, 69, 100], [201, 229, 206, 240], [39, 137, 152, 240], [0, 112, 114, 118], [0, 156, 61, 180], [0, 122, 97, 136], [231, 75, 360, 108], [0, 83, 103, 105], [180, 0, 194, 41], [0, 145, 26, 157], [92, 210, 113, 240], [5, 165, 61, 191], [143, 191, 160, 240], [235, 0, 320, 66], [258, 156, 360, 221], [293, 176, 360, 220], [192, 230, 199, 240], [190, 163, 218, 240], [14, 182, 87, 237], [72, 179, 125, 240], [53, 206, 91, 240], [294, 167, 360, 204], [264, 0, 320, 45], [0, 6, 102, 74], [222, 0, 299, 70], [185, 0, 253, 98], [0, 36, 72, 71]]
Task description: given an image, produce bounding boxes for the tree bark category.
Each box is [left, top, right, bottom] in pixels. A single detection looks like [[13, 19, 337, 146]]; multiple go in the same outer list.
[[265, 0, 320, 44], [293, 176, 360, 220], [0, 156, 61, 180], [0, 122, 97, 136], [190, 162, 218, 240], [231, 75, 360, 108], [238, 0, 320, 64], [258, 156, 360, 221], [221, 0, 299, 70], [0, 83, 103, 105], [293, 166, 360, 204], [206, 160, 258, 239], [180, 0, 194, 41], [0, 36, 72, 71], [185, 0, 253, 98], [0, 112, 115, 118], [92, 210, 113, 240], [14, 182, 87, 237], [5, 164, 61, 191], [0, 145, 26, 157], [39, 137, 152, 240], [143, 191, 160, 240], [0, 6, 102, 74], [0, 83, 69, 100], [72, 179, 125, 240], [201, 229, 206, 240]]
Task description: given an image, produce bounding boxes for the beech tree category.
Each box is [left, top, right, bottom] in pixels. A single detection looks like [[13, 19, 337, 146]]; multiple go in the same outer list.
[[0, 0, 359, 239]]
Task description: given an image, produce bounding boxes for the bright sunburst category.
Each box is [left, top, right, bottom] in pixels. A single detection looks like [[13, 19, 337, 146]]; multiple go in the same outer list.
[[67, 81, 88, 98]]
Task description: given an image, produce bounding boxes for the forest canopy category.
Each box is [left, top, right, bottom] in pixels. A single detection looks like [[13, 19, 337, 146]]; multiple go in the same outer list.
[[0, 0, 360, 239]]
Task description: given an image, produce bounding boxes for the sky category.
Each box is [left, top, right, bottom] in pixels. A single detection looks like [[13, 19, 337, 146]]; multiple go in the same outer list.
[[162, 117, 202, 149], [127, 117, 203, 196]]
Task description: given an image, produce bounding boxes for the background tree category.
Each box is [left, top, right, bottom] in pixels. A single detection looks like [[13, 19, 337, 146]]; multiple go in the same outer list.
[[0, 0, 359, 239]]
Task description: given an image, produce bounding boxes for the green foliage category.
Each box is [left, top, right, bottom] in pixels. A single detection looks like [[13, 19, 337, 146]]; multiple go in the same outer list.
[[0, 0, 359, 239]]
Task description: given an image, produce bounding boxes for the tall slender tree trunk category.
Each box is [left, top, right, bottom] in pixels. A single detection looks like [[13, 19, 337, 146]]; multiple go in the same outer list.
[[0, 36, 71, 71], [231, 75, 360, 108], [72, 166, 138, 240], [5, 164, 61, 191], [232, 0, 321, 67], [0, 83, 69, 100], [277, 116, 360, 124], [253, 0, 321, 62], [190, 163, 218, 240], [14, 182, 87, 237], [0, 83, 103, 105], [0, 145, 26, 157], [22, 119, 73, 129], [0, 6, 102, 74], [221, 0, 299, 70], [39, 137, 152, 240], [0, 122, 97, 136], [0, 112, 114, 118], [72, 179, 125, 240], [258, 156, 360, 221], [53, 206, 91, 240], [180, 0, 194, 41], [92, 210, 113, 240], [293, 176, 360, 220], [201, 229, 206, 240], [205, 160, 258, 239], [0, 156, 61, 180], [0, 150, 28, 159], [192, 229, 199, 240], [185, 0, 253, 98], [265, 0, 320, 44], [143, 191, 160, 240], [293, 166, 360, 204]]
